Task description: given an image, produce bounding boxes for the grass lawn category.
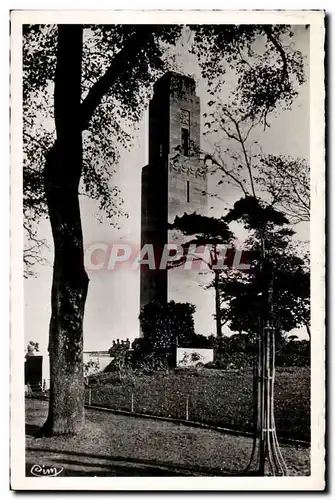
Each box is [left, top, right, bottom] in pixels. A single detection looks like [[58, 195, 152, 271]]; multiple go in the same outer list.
[[26, 399, 310, 477], [87, 366, 310, 441]]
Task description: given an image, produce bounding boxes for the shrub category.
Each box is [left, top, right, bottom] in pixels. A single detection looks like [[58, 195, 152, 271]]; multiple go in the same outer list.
[[139, 300, 196, 351], [84, 359, 100, 378], [206, 352, 254, 370], [134, 352, 169, 375], [205, 359, 229, 369], [276, 339, 310, 367]]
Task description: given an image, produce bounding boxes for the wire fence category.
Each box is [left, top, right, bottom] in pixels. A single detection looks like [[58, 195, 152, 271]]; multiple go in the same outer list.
[[83, 367, 310, 442], [25, 367, 310, 442], [83, 371, 258, 435], [85, 386, 194, 422]]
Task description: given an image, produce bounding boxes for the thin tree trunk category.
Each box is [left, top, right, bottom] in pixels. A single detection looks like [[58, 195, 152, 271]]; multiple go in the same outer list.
[[214, 269, 222, 338], [304, 321, 311, 340], [41, 25, 88, 436]]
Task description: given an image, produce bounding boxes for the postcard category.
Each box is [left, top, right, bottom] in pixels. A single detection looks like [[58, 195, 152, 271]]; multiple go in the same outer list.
[[10, 9, 325, 491]]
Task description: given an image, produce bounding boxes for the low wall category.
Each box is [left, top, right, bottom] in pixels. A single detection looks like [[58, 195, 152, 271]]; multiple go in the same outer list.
[[83, 352, 112, 374], [176, 347, 214, 367], [37, 351, 112, 388]]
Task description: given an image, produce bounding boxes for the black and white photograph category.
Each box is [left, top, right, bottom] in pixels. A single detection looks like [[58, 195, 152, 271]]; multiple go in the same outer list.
[[10, 9, 325, 490]]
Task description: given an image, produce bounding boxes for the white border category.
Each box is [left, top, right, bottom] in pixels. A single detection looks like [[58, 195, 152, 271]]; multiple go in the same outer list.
[[9, 9, 324, 25], [10, 9, 325, 491]]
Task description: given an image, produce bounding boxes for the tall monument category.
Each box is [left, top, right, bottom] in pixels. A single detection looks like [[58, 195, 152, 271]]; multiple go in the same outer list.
[[140, 72, 207, 312]]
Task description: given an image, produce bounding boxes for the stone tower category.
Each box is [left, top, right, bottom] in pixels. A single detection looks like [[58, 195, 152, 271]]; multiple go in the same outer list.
[[140, 72, 207, 313]]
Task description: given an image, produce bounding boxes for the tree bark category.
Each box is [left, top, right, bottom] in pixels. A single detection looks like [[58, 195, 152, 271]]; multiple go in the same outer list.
[[41, 25, 88, 436], [39, 25, 156, 436]]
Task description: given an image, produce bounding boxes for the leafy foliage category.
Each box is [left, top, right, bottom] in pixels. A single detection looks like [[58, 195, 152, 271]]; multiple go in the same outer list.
[[219, 196, 310, 336], [169, 212, 234, 248], [192, 25, 305, 125], [256, 155, 310, 223], [225, 195, 289, 230], [138, 300, 196, 351], [133, 352, 169, 375], [22, 23, 310, 436], [205, 335, 310, 369], [196, 27, 308, 227], [22, 25, 182, 274], [110, 348, 132, 380], [23, 24, 307, 275], [276, 338, 310, 367], [83, 358, 100, 379]]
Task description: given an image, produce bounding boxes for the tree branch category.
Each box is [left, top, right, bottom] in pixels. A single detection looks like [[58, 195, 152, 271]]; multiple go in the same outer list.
[[80, 26, 155, 130], [263, 26, 289, 80]]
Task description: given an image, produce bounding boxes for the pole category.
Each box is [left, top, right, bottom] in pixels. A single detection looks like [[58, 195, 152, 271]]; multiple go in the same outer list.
[[88, 388, 92, 406], [258, 325, 265, 475], [185, 395, 189, 421], [258, 260, 288, 476], [131, 392, 134, 413], [214, 269, 222, 338]]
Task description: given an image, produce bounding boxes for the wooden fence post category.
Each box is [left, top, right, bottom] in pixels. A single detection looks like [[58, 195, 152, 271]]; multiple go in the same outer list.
[[131, 392, 134, 413], [88, 388, 92, 406], [186, 395, 189, 421]]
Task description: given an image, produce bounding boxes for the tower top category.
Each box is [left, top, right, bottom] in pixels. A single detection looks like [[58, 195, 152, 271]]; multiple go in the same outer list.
[[153, 71, 197, 98]]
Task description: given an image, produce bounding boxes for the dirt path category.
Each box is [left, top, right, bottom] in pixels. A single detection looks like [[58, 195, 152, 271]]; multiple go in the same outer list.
[[26, 399, 310, 477]]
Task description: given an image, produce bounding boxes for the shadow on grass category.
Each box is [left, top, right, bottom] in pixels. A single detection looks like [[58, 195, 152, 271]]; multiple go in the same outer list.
[[26, 447, 259, 477]]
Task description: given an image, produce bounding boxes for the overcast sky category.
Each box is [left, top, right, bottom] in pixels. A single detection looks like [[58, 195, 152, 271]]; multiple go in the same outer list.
[[24, 25, 310, 352]]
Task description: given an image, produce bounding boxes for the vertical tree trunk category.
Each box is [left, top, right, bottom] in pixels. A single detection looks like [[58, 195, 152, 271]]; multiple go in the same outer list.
[[304, 321, 311, 340], [214, 269, 222, 338], [41, 25, 88, 436]]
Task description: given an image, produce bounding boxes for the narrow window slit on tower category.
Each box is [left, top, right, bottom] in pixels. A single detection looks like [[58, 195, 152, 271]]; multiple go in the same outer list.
[[181, 128, 189, 156], [187, 180, 190, 203]]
